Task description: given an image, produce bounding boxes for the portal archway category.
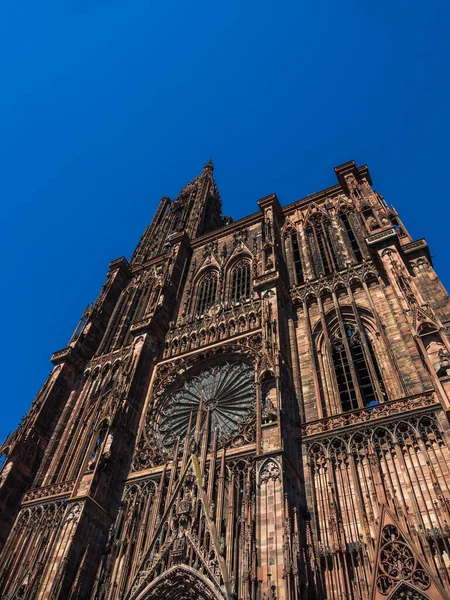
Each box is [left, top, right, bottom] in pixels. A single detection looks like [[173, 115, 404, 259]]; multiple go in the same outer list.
[[134, 565, 225, 600], [387, 581, 431, 599]]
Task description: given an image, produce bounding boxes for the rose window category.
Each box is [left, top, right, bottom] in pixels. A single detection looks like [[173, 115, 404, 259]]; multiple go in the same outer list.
[[156, 362, 255, 450]]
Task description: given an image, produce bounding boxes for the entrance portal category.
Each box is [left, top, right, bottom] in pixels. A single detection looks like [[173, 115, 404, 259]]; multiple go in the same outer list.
[[135, 565, 224, 600]]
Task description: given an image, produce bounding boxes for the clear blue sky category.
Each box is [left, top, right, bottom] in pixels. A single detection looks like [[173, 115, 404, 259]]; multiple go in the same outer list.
[[1, 1, 449, 443]]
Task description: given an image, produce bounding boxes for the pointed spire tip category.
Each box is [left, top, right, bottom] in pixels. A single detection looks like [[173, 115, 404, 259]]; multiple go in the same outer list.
[[203, 158, 214, 172]]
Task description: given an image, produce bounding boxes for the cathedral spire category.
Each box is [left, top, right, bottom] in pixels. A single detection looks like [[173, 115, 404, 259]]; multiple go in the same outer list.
[[203, 158, 214, 173], [131, 159, 228, 266]]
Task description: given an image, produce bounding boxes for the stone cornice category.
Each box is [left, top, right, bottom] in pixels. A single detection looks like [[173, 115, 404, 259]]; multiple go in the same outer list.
[[108, 256, 131, 275], [160, 328, 263, 364], [22, 479, 76, 505], [253, 270, 280, 289], [365, 227, 397, 245], [191, 211, 262, 248], [281, 183, 343, 214], [300, 392, 438, 439], [290, 261, 378, 303], [402, 238, 428, 254], [50, 346, 85, 371]]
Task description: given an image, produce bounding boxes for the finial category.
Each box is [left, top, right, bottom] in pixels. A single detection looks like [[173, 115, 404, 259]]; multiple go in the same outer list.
[[203, 158, 214, 172]]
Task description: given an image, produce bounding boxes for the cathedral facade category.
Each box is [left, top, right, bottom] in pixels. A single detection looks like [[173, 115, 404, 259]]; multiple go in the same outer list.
[[1, 160, 450, 600]]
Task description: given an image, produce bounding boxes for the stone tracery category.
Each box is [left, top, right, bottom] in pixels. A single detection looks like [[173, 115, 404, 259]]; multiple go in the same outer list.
[[2, 161, 450, 600], [155, 361, 256, 451]]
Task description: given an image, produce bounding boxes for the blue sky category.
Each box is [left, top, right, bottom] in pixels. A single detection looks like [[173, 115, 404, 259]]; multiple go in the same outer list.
[[1, 0, 449, 443]]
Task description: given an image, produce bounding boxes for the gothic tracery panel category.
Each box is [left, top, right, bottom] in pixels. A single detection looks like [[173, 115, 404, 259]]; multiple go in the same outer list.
[[155, 361, 256, 451], [305, 411, 450, 599]]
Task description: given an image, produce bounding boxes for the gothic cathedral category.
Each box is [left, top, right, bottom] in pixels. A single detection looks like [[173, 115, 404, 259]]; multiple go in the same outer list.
[[1, 160, 450, 600]]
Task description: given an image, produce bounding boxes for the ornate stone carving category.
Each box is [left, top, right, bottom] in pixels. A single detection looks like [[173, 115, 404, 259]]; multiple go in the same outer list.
[[402, 238, 428, 254], [153, 361, 256, 452], [232, 228, 249, 250], [366, 227, 397, 245], [22, 480, 76, 504], [301, 393, 437, 438], [259, 460, 281, 483], [164, 299, 262, 358], [290, 261, 378, 301], [132, 437, 167, 472], [376, 524, 431, 596]]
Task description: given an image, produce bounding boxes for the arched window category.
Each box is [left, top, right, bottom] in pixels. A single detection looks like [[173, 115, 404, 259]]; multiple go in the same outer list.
[[230, 260, 251, 302], [171, 206, 184, 233], [88, 423, 109, 470], [290, 232, 304, 285], [196, 271, 218, 314], [101, 290, 128, 353], [100, 282, 145, 352], [117, 286, 143, 347], [332, 325, 385, 412], [306, 217, 337, 276], [340, 213, 363, 262], [91, 431, 104, 461], [133, 279, 154, 323]]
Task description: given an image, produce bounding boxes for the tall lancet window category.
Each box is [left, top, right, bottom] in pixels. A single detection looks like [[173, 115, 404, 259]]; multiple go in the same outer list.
[[101, 290, 129, 353], [332, 325, 385, 412], [290, 232, 304, 285], [171, 205, 185, 233], [196, 271, 218, 314], [306, 217, 337, 276], [230, 260, 251, 302], [340, 213, 363, 262]]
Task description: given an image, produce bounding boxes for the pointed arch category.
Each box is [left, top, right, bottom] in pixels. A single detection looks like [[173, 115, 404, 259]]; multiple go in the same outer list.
[[101, 277, 148, 352], [258, 458, 281, 484], [369, 505, 448, 600], [304, 211, 338, 276], [227, 257, 252, 303], [282, 224, 305, 286], [335, 195, 355, 215], [388, 582, 431, 599], [223, 247, 253, 271], [281, 215, 297, 238], [302, 201, 329, 224], [194, 268, 219, 315], [133, 565, 225, 600], [313, 304, 387, 414], [339, 211, 363, 262], [195, 247, 221, 279]]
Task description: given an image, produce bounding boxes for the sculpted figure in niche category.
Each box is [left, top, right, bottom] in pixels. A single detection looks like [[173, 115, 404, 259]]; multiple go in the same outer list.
[[261, 374, 277, 423], [265, 209, 274, 242], [420, 327, 449, 376], [265, 251, 274, 270], [367, 216, 378, 231], [437, 347, 450, 378]]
